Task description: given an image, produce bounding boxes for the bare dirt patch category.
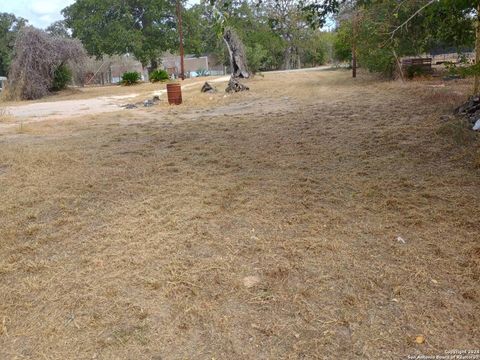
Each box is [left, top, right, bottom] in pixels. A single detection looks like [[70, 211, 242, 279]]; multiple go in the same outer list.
[[1, 76, 232, 126], [0, 70, 479, 359]]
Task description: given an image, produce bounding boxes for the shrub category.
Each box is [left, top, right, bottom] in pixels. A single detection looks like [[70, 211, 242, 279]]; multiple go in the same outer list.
[[121, 71, 141, 85], [246, 44, 268, 74], [51, 64, 72, 91], [358, 47, 395, 78], [405, 65, 429, 79], [445, 61, 480, 78], [149, 69, 169, 82], [196, 69, 210, 77], [333, 23, 353, 63]]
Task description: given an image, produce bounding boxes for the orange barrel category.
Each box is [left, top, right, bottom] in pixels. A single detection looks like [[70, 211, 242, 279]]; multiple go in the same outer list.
[[166, 83, 182, 105]]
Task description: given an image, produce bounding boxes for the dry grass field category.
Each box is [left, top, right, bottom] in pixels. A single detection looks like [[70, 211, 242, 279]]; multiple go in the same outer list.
[[0, 69, 479, 359]]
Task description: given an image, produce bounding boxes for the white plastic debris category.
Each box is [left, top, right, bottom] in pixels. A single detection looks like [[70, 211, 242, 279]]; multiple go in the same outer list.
[[396, 236, 406, 244], [473, 119, 480, 131]]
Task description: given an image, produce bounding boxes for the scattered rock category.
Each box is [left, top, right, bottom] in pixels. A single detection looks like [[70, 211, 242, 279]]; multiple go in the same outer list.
[[201, 82, 216, 93], [243, 276, 260, 288], [123, 95, 160, 110]]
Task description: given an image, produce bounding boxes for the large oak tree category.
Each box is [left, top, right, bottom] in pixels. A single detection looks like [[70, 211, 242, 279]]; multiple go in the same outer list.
[[62, 0, 178, 68]]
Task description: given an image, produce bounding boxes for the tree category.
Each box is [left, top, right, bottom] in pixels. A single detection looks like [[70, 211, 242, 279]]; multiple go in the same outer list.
[[301, 31, 330, 67], [385, 0, 478, 90], [7, 27, 86, 100], [183, 2, 228, 71], [262, 0, 312, 69], [208, 0, 251, 78], [62, 0, 177, 69], [191, 0, 334, 72], [46, 20, 71, 38], [223, 27, 249, 77], [331, 0, 477, 80], [0, 13, 27, 76]]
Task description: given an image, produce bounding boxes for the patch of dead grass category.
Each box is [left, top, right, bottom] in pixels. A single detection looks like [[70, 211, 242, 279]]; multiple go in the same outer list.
[[0, 106, 13, 122], [0, 70, 479, 359]]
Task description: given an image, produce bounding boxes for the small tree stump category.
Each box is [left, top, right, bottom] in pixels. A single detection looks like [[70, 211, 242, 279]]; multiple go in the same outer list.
[[225, 77, 249, 93]]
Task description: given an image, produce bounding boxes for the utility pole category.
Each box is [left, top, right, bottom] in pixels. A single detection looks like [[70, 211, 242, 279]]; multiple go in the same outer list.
[[176, 0, 185, 80], [352, 10, 357, 78]]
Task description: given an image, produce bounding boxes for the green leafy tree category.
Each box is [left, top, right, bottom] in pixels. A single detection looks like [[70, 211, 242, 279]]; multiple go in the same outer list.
[[245, 43, 268, 72], [222, 0, 284, 70], [0, 13, 27, 76], [301, 31, 330, 66], [46, 20, 71, 38], [332, 0, 477, 79], [183, 3, 221, 57], [333, 21, 352, 62], [62, 0, 177, 68]]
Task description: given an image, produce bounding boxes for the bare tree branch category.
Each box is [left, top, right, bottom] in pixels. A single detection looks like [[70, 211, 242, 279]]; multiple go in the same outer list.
[[388, 0, 436, 41]]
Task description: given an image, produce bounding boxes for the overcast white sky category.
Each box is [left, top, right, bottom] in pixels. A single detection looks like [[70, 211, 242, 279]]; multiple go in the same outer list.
[[0, 0, 76, 28], [1, 0, 200, 29]]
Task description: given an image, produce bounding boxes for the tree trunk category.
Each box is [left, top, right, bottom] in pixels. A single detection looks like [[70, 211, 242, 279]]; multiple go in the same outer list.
[[352, 11, 358, 78], [283, 44, 300, 70], [223, 28, 249, 79], [392, 49, 405, 82], [352, 42, 357, 78], [283, 47, 290, 70], [474, 3, 480, 94]]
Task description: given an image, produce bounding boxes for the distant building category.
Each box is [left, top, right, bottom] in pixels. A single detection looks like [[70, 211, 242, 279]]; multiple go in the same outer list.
[[82, 53, 225, 86], [161, 53, 226, 77]]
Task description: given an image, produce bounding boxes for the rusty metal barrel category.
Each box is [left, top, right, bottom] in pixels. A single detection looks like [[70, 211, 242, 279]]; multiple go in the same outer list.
[[166, 83, 182, 105]]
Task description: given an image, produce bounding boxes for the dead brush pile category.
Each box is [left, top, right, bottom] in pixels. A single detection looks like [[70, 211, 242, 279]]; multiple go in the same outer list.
[[6, 26, 86, 100], [454, 95, 480, 130]]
